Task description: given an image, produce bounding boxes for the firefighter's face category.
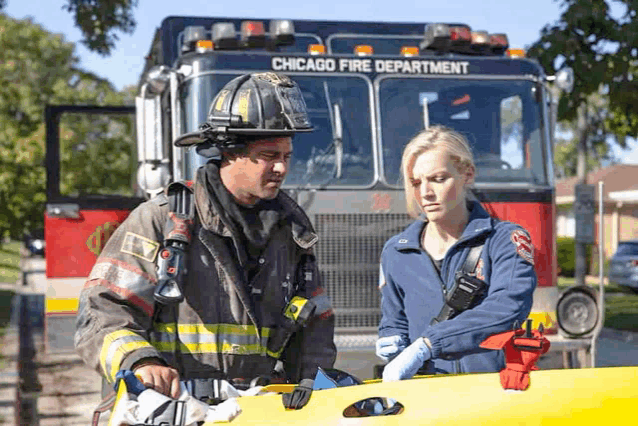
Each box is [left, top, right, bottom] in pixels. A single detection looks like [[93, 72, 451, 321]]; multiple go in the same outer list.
[[410, 148, 474, 222], [223, 137, 292, 205]]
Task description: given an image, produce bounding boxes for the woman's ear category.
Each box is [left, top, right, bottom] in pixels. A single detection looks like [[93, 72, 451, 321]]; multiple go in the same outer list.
[[464, 165, 476, 186]]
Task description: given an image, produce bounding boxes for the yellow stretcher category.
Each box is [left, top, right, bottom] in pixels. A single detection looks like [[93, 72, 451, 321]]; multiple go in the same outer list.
[[109, 366, 638, 425]]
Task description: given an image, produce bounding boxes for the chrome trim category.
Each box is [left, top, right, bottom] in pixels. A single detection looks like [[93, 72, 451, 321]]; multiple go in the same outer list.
[[46, 203, 80, 219], [170, 71, 183, 181]]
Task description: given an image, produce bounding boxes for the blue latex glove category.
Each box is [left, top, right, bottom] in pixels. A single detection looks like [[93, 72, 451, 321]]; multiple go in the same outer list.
[[376, 335, 409, 362], [382, 337, 432, 382]]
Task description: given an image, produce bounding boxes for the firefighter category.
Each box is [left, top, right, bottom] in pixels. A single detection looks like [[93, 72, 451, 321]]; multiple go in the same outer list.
[[75, 72, 336, 408], [376, 125, 536, 381]]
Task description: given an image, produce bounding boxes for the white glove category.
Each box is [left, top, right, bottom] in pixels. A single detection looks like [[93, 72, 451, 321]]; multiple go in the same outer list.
[[376, 335, 409, 362], [382, 337, 432, 382]]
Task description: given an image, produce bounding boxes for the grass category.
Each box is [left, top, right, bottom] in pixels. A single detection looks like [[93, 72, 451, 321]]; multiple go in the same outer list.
[[0, 241, 21, 284], [0, 289, 14, 334], [557, 276, 638, 332]]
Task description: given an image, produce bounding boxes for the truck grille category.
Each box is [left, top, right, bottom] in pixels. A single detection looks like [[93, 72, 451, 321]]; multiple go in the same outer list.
[[314, 213, 413, 330]]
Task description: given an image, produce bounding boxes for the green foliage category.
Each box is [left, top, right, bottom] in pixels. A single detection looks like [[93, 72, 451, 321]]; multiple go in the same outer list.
[[0, 14, 134, 240], [63, 0, 139, 56], [553, 94, 616, 178], [0, 1, 139, 56], [0, 241, 21, 284], [556, 236, 593, 277], [528, 0, 638, 141]]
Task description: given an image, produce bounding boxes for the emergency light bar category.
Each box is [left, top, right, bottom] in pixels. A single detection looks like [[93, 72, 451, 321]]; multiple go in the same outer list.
[[421, 23, 472, 51], [240, 20, 266, 47], [270, 19, 295, 46], [212, 22, 238, 49], [182, 26, 206, 52], [470, 31, 490, 54], [490, 33, 509, 55]]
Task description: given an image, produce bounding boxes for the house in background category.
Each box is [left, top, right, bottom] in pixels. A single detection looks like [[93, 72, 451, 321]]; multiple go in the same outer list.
[[556, 164, 638, 259]]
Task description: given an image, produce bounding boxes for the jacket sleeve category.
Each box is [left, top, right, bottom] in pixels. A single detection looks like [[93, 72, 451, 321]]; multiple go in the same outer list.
[[378, 249, 410, 340], [74, 198, 167, 383], [423, 225, 536, 359], [282, 250, 336, 382]]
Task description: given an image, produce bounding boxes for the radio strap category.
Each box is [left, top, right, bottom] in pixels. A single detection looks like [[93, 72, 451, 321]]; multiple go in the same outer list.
[[154, 182, 195, 305], [431, 241, 486, 325]]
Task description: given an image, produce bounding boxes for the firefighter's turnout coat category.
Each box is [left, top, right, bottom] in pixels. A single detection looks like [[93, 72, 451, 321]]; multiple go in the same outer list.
[[75, 173, 336, 385], [378, 200, 536, 374]]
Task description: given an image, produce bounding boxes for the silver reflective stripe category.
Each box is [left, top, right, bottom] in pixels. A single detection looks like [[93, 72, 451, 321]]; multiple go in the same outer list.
[[100, 330, 155, 382], [90, 261, 155, 303], [152, 323, 278, 357]]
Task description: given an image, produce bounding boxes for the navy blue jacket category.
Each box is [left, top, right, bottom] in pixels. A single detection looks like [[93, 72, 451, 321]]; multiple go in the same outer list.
[[378, 201, 536, 374]]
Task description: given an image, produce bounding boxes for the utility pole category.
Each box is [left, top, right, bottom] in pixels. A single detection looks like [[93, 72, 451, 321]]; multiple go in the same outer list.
[[574, 102, 595, 287]]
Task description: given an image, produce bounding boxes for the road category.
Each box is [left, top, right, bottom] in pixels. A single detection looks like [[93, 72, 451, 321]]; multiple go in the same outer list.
[[0, 257, 636, 425]]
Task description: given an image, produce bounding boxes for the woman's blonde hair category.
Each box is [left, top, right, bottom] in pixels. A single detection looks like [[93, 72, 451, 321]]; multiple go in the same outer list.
[[401, 125, 475, 217]]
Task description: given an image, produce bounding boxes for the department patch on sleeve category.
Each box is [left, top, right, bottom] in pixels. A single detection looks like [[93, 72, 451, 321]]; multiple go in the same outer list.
[[120, 232, 160, 262], [510, 229, 534, 265]]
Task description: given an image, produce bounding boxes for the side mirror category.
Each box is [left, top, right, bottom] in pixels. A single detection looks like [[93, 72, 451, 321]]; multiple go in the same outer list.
[[552, 67, 574, 93]]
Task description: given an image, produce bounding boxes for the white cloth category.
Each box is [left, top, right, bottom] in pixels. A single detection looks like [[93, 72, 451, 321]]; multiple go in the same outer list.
[[109, 381, 269, 425]]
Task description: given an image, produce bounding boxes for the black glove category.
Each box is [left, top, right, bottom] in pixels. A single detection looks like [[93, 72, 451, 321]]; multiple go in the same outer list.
[[282, 379, 314, 410]]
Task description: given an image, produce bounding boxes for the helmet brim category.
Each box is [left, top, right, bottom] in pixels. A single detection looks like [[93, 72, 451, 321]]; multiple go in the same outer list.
[[173, 127, 314, 147], [173, 130, 205, 147]]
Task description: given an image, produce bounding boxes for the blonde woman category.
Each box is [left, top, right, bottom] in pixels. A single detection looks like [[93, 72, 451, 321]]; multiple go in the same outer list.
[[377, 126, 536, 381]]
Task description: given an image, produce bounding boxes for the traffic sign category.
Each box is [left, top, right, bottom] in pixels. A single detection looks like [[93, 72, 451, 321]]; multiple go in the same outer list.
[[575, 184, 596, 244]]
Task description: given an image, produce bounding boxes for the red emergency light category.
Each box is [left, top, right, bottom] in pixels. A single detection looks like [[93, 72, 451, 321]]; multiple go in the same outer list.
[[421, 23, 472, 52], [449, 26, 471, 43], [240, 21, 266, 48], [490, 33, 509, 55]]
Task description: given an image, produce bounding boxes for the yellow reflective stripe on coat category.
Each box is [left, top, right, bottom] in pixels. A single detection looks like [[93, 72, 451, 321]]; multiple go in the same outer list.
[[100, 330, 154, 382], [151, 323, 281, 358]]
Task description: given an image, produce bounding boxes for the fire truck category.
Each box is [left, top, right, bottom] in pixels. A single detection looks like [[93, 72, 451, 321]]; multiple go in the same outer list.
[[43, 16, 591, 374]]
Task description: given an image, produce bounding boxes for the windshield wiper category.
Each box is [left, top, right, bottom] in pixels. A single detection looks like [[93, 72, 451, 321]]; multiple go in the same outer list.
[[422, 97, 430, 129], [332, 103, 343, 179]]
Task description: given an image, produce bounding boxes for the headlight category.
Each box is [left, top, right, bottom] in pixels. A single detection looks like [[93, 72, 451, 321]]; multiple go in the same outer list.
[[556, 286, 599, 338]]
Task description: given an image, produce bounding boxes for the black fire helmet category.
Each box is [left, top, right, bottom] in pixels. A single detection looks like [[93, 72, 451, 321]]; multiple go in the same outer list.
[[174, 72, 313, 155]]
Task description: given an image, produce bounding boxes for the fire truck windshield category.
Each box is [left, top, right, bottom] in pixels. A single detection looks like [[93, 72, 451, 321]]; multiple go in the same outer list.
[[378, 77, 547, 187], [182, 73, 375, 187]]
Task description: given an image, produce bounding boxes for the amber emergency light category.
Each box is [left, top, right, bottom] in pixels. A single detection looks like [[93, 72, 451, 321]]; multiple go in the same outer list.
[[308, 44, 326, 55], [354, 45, 373, 56]]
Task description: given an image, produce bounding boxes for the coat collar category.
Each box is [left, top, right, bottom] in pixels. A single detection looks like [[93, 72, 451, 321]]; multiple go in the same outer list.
[[193, 169, 318, 250], [393, 200, 493, 252]]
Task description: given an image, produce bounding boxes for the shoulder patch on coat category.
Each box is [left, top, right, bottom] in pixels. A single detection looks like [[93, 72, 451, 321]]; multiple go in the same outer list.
[[121, 232, 160, 262], [510, 229, 534, 265]]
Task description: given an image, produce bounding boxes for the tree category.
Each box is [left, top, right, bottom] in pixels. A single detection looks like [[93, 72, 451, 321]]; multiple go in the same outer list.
[[0, 14, 133, 241], [553, 92, 616, 178], [527, 0, 638, 145], [0, 0, 138, 55], [525, 0, 638, 286]]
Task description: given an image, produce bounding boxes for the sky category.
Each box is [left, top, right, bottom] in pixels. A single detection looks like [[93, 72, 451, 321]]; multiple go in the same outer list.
[[5, 0, 638, 164]]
